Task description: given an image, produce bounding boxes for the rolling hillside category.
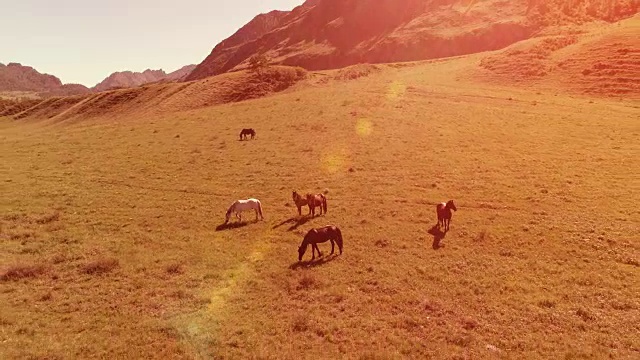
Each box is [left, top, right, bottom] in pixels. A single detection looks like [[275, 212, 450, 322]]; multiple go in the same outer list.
[[1, 54, 638, 358], [478, 13, 640, 98], [1, 2, 639, 358], [9, 66, 306, 122]]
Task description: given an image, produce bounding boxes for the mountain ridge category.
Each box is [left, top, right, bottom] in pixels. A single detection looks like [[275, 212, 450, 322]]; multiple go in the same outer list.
[[187, 0, 639, 81], [0, 62, 90, 96], [0, 63, 197, 96], [92, 65, 197, 92]]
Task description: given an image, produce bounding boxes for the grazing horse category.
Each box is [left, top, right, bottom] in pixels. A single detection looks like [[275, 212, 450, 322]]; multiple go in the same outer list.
[[307, 193, 327, 217], [436, 200, 457, 231], [225, 199, 264, 224], [239, 128, 256, 140], [292, 191, 309, 216], [298, 225, 343, 261]]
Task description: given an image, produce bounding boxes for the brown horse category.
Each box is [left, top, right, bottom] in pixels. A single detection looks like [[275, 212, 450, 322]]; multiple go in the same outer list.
[[292, 191, 309, 216], [239, 128, 256, 140], [298, 225, 343, 261], [306, 193, 327, 217], [436, 200, 457, 232]]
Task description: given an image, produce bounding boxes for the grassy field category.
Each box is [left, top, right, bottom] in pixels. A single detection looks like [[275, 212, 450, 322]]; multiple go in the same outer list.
[[1, 57, 639, 359]]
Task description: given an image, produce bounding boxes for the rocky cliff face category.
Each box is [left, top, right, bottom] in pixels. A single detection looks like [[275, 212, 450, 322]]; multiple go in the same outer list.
[[185, 9, 292, 81]]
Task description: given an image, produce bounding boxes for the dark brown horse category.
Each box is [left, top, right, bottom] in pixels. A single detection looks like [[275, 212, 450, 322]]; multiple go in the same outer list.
[[306, 193, 327, 217], [292, 191, 309, 216], [298, 225, 343, 261], [436, 200, 457, 232], [239, 128, 256, 140]]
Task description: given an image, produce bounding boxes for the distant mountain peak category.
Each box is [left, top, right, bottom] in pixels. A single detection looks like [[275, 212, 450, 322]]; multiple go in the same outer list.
[[0, 62, 89, 96], [93, 65, 196, 92]]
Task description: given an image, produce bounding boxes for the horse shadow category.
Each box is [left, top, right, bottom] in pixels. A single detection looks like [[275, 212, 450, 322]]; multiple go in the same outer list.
[[428, 225, 447, 250], [215, 221, 250, 231], [289, 254, 339, 270], [272, 217, 297, 229], [272, 215, 314, 232]]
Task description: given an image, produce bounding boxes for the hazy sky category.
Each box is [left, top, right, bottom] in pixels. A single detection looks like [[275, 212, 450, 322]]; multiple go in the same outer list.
[[1, 0, 304, 87]]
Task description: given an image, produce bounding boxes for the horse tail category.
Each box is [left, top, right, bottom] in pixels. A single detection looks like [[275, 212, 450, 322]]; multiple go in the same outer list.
[[335, 227, 343, 254], [258, 200, 264, 219], [322, 195, 327, 214]]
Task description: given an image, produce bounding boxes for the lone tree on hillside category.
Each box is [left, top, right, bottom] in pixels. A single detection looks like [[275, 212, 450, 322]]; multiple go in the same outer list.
[[248, 53, 269, 76]]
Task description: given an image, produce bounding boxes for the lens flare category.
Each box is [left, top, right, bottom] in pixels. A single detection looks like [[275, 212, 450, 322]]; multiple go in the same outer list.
[[322, 146, 350, 174], [207, 234, 271, 313], [387, 80, 406, 101], [356, 118, 373, 137]]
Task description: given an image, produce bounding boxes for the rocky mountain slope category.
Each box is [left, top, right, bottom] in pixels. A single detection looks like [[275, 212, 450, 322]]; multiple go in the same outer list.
[[187, 0, 639, 81], [93, 65, 196, 92], [0, 62, 90, 96]]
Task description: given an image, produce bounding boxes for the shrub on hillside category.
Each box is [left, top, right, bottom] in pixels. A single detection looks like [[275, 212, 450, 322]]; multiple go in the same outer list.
[[1, 264, 48, 281], [258, 66, 307, 90], [334, 64, 381, 80], [225, 66, 307, 103], [248, 53, 270, 75], [0, 98, 41, 116], [83, 258, 119, 275]]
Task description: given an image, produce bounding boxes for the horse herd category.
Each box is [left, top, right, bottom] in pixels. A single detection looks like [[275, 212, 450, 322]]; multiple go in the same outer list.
[[230, 128, 457, 261], [224, 191, 458, 262]]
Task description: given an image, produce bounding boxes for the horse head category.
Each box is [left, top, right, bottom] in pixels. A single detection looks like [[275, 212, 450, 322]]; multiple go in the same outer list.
[[298, 245, 305, 261], [447, 200, 457, 211], [224, 206, 233, 224]]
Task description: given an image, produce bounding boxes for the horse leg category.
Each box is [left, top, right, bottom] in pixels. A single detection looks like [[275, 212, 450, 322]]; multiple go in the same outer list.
[[330, 239, 335, 255], [315, 243, 323, 258]]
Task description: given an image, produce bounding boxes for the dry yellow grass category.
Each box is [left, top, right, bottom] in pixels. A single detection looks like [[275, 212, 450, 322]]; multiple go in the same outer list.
[[1, 54, 639, 359], [478, 14, 640, 99]]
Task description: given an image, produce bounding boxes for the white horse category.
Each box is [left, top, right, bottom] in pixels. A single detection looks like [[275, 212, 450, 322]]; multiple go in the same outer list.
[[225, 199, 264, 224]]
